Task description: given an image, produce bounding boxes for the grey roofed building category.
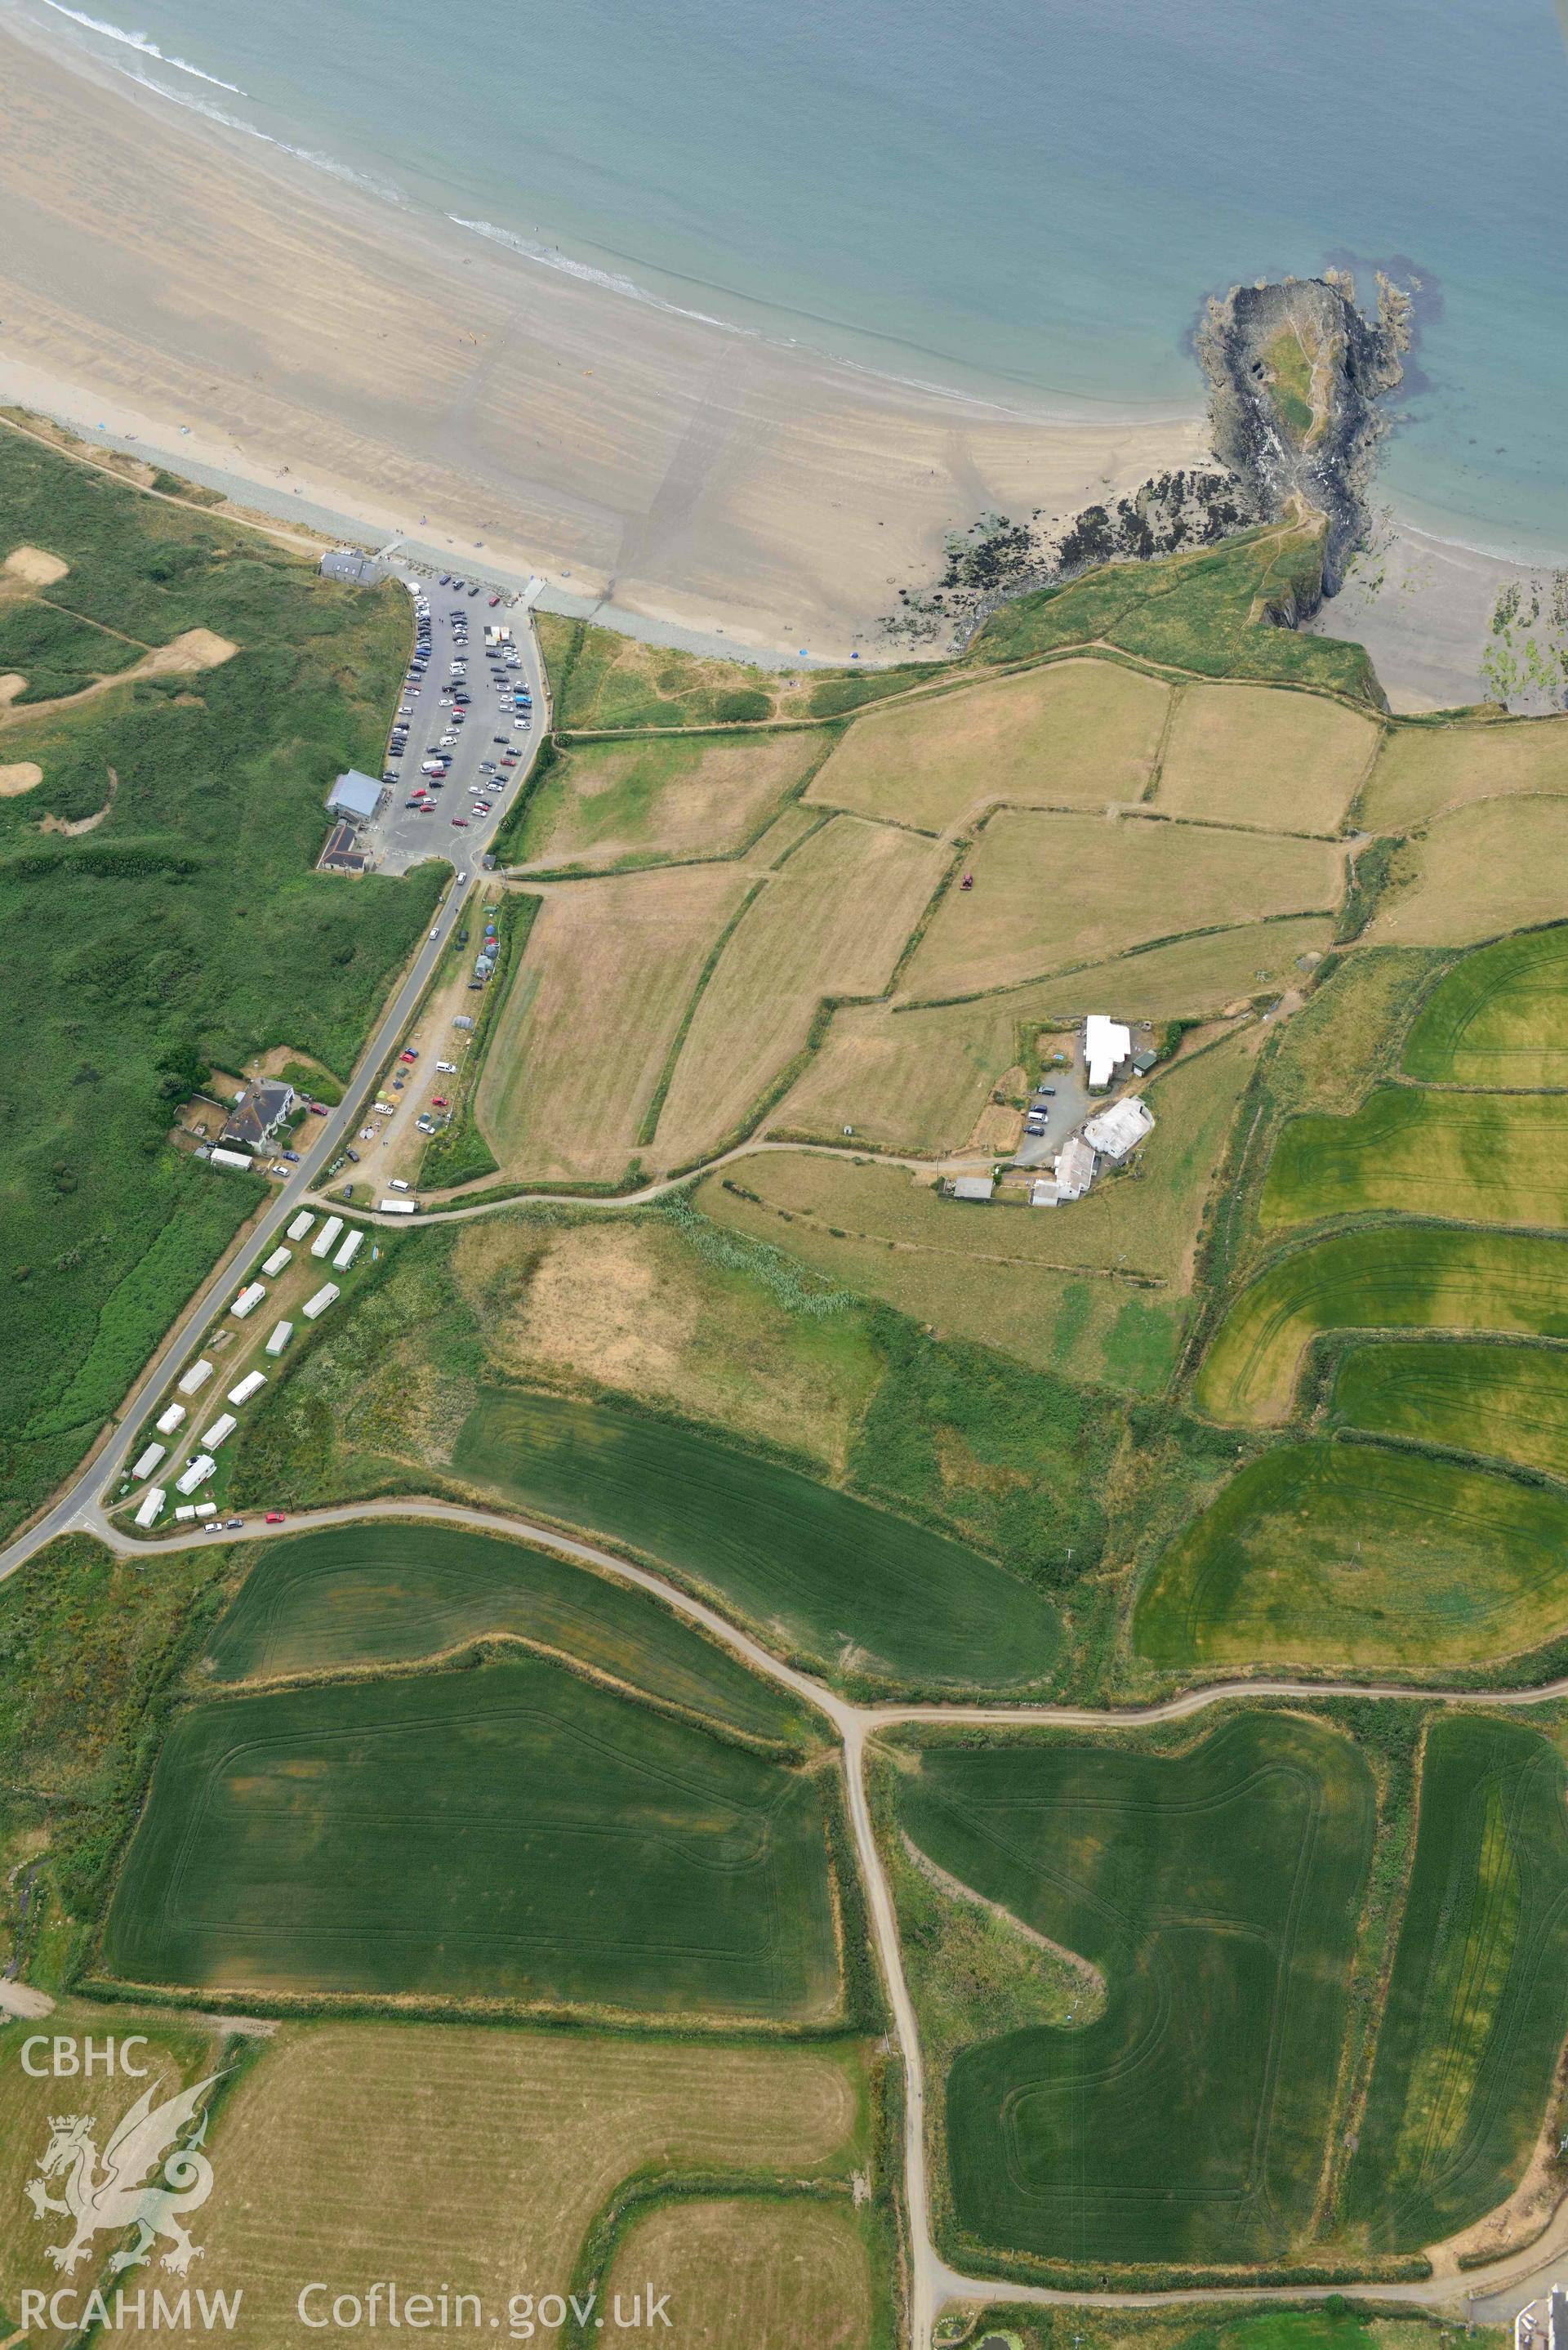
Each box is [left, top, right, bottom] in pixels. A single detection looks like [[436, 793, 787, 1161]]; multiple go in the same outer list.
[[319, 549, 385, 587], [952, 1174, 995, 1202], [220, 1079, 296, 1153], [1054, 1134, 1097, 1201], [327, 769, 384, 822]]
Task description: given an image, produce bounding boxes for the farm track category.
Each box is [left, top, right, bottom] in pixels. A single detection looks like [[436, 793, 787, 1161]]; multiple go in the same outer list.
[[47, 1490, 1568, 2346]]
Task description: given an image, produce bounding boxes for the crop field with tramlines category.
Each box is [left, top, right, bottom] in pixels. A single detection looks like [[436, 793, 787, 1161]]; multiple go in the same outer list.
[[104, 1651, 844, 2019]]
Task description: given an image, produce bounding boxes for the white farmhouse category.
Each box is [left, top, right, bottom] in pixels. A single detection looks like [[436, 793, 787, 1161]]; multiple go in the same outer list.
[[1085, 1014, 1132, 1092], [1083, 1096, 1156, 1162]]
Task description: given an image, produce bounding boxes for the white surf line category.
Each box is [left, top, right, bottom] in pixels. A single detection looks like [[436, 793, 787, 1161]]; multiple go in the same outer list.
[[84, 1492, 1568, 2342]]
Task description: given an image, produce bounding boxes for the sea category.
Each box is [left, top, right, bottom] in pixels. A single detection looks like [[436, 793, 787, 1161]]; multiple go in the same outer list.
[[10, 0, 1568, 563]]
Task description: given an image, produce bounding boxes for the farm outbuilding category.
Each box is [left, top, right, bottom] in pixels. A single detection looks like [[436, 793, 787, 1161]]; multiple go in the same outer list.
[[1085, 1014, 1132, 1091], [1084, 1096, 1156, 1162], [952, 1175, 996, 1202], [1055, 1135, 1097, 1201]]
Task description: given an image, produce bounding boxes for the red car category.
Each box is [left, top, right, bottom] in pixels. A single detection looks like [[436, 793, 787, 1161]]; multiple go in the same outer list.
[[308, 1099, 329, 1115], [400, 1048, 419, 1063], [451, 816, 469, 827], [265, 1511, 286, 1524], [488, 595, 501, 606], [431, 1095, 449, 1108]]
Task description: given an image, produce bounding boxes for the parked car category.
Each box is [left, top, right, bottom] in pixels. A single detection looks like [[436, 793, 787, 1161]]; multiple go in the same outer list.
[[282, 1148, 301, 1162], [225, 1518, 244, 1531], [437, 1059, 457, 1073], [432, 1095, 450, 1109], [400, 1048, 419, 1062], [309, 1100, 329, 1115], [345, 1147, 360, 1163], [265, 1511, 287, 1523]]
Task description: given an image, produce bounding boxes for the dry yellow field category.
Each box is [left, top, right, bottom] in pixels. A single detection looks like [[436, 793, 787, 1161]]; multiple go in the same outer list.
[[158, 2024, 862, 2350], [598, 2196, 872, 2349], [805, 658, 1169, 833], [697, 1153, 1183, 1390], [1155, 681, 1377, 833], [773, 992, 1022, 1155], [653, 816, 945, 1163], [0, 2004, 232, 2350], [476, 867, 751, 1182], [1369, 797, 1568, 948], [1018, 914, 1335, 1019], [514, 730, 822, 871], [1358, 712, 1568, 831], [901, 809, 1344, 1001], [450, 1214, 884, 1474]]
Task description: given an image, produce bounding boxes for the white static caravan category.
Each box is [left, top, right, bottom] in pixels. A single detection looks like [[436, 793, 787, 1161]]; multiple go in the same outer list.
[[175, 1453, 217, 1496], [332, 1228, 365, 1273], [209, 1148, 252, 1171], [302, 1282, 340, 1322], [230, 1282, 266, 1320], [156, 1402, 188, 1437], [265, 1320, 294, 1357], [262, 1246, 292, 1278], [131, 1443, 166, 1481], [177, 1358, 215, 1397], [228, 1371, 267, 1407], [200, 1414, 238, 1450], [194, 1502, 218, 1520], [287, 1211, 316, 1242], [311, 1216, 344, 1261], [134, 1486, 167, 1529]]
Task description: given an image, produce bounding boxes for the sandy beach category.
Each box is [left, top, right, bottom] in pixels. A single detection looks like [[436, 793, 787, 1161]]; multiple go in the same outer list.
[[0, 20, 1209, 662]]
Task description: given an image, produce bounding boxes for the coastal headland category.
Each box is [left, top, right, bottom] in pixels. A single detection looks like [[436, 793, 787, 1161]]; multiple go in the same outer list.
[[0, 19, 1205, 664]]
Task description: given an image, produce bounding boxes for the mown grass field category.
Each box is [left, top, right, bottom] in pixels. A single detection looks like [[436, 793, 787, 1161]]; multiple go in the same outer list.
[[1134, 1439, 1568, 1670], [512, 728, 822, 870], [1332, 1339, 1568, 1479], [451, 1386, 1063, 1692], [1348, 1717, 1568, 2250], [976, 2303, 1501, 2350], [1358, 713, 1568, 832], [1261, 1086, 1568, 1232], [105, 1652, 842, 2016], [698, 1152, 1184, 1390], [901, 809, 1343, 1001], [894, 1715, 1374, 2269], [207, 1521, 815, 1744], [474, 864, 750, 1183], [597, 2196, 876, 2350], [1155, 681, 1376, 833], [805, 658, 1169, 833], [159, 2020, 865, 2350], [1196, 1224, 1568, 1424], [1402, 924, 1568, 1086], [652, 815, 944, 1162], [1370, 798, 1568, 948], [0, 427, 441, 1538]]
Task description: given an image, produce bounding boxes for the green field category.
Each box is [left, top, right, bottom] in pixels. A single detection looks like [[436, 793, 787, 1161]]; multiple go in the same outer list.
[[1134, 1439, 1568, 1670], [0, 426, 441, 1539], [1348, 1716, 1568, 2250], [1261, 1086, 1568, 1232], [1196, 1225, 1568, 1424], [1402, 925, 1568, 1086], [450, 1387, 1062, 1692], [1333, 1338, 1568, 1478], [103, 1652, 841, 2016], [894, 1715, 1374, 2268], [207, 1521, 814, 1745]]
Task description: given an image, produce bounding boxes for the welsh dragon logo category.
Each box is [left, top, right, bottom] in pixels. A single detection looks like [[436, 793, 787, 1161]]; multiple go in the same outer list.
[[25, 2071, 223, 2276]]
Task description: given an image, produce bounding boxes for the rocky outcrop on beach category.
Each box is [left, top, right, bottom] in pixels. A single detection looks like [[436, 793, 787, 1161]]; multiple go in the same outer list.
[[884, 270, 1411, 648], [1198, 270, 1412, 595]]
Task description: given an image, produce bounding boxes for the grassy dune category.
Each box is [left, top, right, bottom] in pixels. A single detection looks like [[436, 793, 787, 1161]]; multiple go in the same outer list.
[[898, 1715, 1374, 2269], [1196, 1225, 1568, 1424], [1402, 924, 1568, 1086], [1134, 1440, 1568, 1670], [105, 1652, 842, 2017], [1348, 1717, 1568, 2249]]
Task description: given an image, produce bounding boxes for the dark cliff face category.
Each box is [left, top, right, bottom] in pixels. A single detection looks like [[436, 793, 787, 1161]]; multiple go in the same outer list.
[[1198, 272, 1410, 596]]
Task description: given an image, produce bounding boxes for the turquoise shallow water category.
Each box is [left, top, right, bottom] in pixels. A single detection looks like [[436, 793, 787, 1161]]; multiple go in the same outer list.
[[13, 0, 1568, 556]]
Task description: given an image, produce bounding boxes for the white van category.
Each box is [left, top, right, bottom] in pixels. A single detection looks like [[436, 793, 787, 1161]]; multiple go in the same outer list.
[[388, 1178, 412, 1193]]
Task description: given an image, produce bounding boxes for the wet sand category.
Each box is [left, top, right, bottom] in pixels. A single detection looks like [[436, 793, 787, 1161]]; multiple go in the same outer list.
[[0, 20, 1207, 662]]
